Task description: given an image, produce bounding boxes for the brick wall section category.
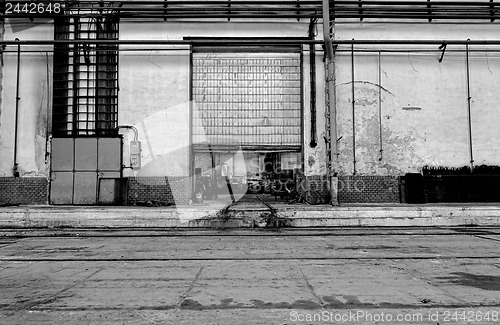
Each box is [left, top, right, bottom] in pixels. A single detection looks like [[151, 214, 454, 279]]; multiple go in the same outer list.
[[305, 175, 329, 204], [126, 176, 190, 206], [338, 175, 401, 203], [301, 175, 401, 204], [0, 177, 49, 205]]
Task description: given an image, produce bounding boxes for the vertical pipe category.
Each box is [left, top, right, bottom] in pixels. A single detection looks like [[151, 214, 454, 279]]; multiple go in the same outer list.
[[188, 45, 194, 202], [308, 18, 317, 148], [378, 51, 383, 161], [351, 42, 356, 175], [465, 39, 474, 172], [13, 38, 21, 177], [322, 0, 339, 205]]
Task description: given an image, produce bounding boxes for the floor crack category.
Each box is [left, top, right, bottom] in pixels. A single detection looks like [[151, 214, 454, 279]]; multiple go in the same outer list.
[[177, 266, 204, 309], [473, 235, 500, 243], [21, 267, 104, 311], [298, 265, 324, 307]]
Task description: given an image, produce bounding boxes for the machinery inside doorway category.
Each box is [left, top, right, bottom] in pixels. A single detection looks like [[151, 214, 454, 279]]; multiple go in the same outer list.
[[191, 45, 304, 203], [193, 151, 302, 202]]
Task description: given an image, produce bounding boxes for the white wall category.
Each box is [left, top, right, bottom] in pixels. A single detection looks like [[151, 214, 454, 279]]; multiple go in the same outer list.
[[118, 22, 312, 178], [335, 22, 500, 175], [3, 19, 499, 179], [0, 22, 52, 176]]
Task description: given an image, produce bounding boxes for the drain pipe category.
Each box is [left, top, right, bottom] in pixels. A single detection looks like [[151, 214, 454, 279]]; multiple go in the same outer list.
[[13, 38, 21, 177], [378, 51, 383, 161], [465, 39, 474, 172], [322, 0, 339, 205], [308, 18, 317, 148], [351, 41, 356, 175]]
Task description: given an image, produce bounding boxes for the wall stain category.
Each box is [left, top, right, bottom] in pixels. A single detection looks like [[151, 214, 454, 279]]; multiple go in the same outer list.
[[0, 22, 4, 147], [308, 155, 315, 168], [337, 81, 426, 175], [341, 81, 394, 95], [34, 80, 49, 174]]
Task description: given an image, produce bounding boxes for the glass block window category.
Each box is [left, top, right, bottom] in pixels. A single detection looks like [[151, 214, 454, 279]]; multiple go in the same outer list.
[[192, 52, 302, 147], [52, 15, 118, 137]]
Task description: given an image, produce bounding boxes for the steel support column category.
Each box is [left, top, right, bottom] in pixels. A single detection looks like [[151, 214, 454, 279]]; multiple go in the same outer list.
[[322, 0, 338, 205]]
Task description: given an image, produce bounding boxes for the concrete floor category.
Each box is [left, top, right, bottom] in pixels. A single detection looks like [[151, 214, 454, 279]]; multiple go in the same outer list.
[[0, 227, 499, 324]]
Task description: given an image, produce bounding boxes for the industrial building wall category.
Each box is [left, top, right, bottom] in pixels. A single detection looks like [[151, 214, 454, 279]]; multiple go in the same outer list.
[[335, 23, 500, 176], [2, 19, 500, 204], [0, 24, 52, 177], [0, 22, 52, 204], [333, 23, 500, 202], [118, 22, 318, 204], [118, 21, 315, 173]]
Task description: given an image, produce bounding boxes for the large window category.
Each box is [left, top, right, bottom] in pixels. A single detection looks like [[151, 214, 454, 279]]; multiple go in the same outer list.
[[52, 15, 118, 137], [192, 50, 302, 150]]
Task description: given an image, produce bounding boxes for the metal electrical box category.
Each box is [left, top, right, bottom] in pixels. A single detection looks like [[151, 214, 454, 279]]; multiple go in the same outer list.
[[50, 137, 122, 205], [130, 140, 141, 169]]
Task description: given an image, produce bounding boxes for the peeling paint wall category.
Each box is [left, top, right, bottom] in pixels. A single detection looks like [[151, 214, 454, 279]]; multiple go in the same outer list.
[[303, 50, 327, 177], [0, 21, 4, 163], [4, 19, 499, 183], [335, 23, 500, 176], [0, 23, 52, 176]]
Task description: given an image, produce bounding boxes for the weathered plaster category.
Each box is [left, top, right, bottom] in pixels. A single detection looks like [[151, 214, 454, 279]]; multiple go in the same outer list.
[[4, 20, 500, 181], [335, 23, 500, 176], [0, 23, 52, 176], [0, 21, 4, 171], [303, 50, 327, 176]]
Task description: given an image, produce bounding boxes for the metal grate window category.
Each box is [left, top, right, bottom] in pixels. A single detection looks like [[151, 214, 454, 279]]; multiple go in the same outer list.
[[192, 52, 302, 148], [53, 15, 118, 137]]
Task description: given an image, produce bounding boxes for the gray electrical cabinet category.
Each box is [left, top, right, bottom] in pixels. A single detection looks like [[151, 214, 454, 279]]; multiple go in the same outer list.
[[50, 137, 122, 205]]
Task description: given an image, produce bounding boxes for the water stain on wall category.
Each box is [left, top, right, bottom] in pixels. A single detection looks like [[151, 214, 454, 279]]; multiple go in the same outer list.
[[336, 81, 425, 175], [0, 22, 4, 150], [34, 80, 49, 174]]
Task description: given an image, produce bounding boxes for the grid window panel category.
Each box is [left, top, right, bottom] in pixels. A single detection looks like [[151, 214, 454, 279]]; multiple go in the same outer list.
[[53, 15, 118, 137], [192, 53, 302, 146]]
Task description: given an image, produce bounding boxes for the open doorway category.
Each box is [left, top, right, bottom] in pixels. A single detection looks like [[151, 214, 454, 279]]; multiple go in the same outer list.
[[193, 151, 302, 203]]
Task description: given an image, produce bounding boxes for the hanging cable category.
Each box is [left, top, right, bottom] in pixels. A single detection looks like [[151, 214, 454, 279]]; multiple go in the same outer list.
[[465, 39, 474, 172], [13, 38, 21, 177]]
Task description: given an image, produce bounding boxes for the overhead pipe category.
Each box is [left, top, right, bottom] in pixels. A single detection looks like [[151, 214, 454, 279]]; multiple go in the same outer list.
[[7, 39, 500, 46], [322, 0, 339, 205], [465, 39, 474, 172], [13, 38, 21, 177], [6, 13, 500, 20], [351, 41, 356, 175], [9, 46, 500, 54], [6, 0, 500, 21], [6, 1, 500, 5]]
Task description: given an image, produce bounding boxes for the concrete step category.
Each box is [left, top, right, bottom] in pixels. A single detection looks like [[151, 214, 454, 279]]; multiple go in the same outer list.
[[1, 204, 500, 228]]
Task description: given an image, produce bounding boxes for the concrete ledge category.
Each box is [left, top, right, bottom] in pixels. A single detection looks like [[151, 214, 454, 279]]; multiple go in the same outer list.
[[0, 204, 500, 228], [277, 205, 500, 227]]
